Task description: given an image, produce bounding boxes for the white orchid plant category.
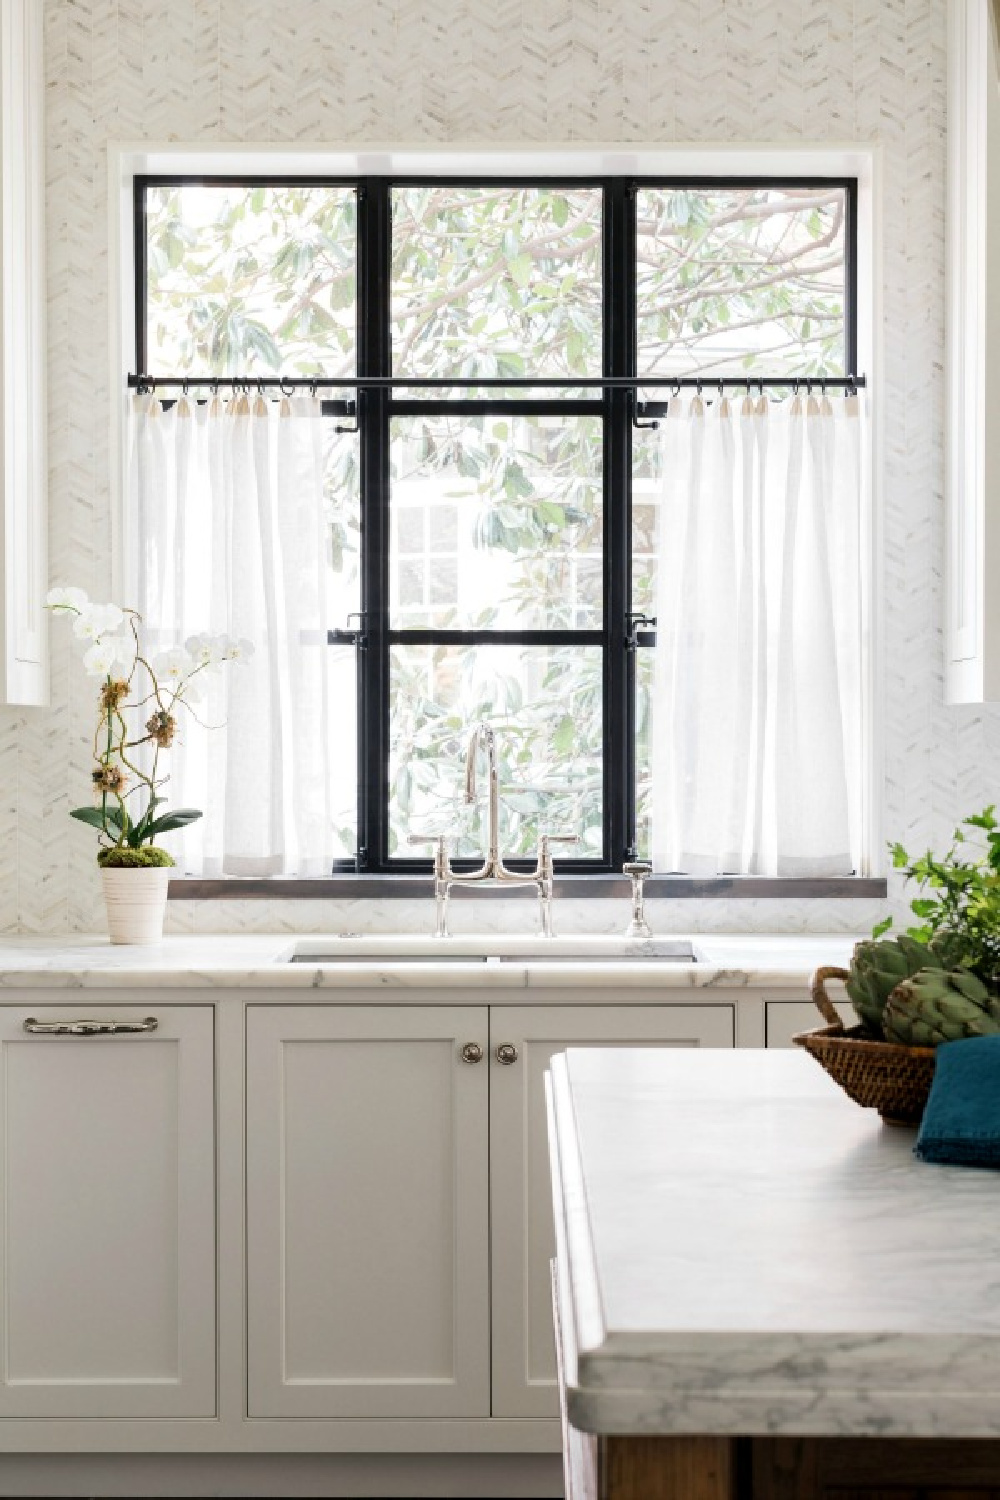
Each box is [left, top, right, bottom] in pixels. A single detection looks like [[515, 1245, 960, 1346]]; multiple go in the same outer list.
[[47, 587, 252, 868]]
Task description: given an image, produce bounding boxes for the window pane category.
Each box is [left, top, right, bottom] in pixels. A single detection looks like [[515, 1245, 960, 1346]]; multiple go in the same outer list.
[[636, 187, 847, 378], [325, 422, 361, 619], [631, 422, 660, 616], [389, 416, 603, 629], [391, 187, 603, 378], [634, 646, 654, 862], [327, 646, 358, 861], [145, 184, 357, 377], [388, 644, 603, 860]]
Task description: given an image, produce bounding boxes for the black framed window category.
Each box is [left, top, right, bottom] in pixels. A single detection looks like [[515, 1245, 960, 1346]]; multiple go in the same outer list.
[[134, 174, 857, 876]]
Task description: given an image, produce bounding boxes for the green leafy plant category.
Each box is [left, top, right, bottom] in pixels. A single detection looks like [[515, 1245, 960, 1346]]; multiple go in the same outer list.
[[47, 587, 252, 863], [838, 808, 1000, 1048], [874, 807, 1000, 991]]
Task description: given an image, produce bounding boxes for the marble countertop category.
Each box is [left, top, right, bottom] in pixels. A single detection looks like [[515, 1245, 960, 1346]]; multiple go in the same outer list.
[[547, 1048, 1000, 1439], [0, 932, 858, 991]]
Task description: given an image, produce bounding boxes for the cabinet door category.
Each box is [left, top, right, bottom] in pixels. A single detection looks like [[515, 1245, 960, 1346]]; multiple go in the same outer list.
[[489, 1002, 734, 1419], [765, 997, 851, 1048], [246, 1005, 489, 1418], [0, 1004, 215, 1417]]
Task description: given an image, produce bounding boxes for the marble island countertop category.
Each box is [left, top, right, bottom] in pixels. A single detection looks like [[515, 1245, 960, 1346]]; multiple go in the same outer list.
[[0, 931, 859, 990], [547, 1048, 1000, 1439]]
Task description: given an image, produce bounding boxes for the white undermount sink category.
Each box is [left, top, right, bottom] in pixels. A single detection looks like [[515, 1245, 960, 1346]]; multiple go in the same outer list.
[[281, 935, 699, 963]]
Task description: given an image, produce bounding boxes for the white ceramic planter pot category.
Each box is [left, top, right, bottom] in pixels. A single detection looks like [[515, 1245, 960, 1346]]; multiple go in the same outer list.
[[100, 867, 171, 945]]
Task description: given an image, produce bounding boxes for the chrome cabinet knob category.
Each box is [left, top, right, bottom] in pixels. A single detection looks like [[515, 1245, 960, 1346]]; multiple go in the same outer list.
[[495, 1043, 518, 1066], [461, 1042, 483, 1064]]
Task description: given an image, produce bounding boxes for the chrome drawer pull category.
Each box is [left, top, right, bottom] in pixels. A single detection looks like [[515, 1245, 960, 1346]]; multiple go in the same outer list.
[[22, 1016, 159, 1036]]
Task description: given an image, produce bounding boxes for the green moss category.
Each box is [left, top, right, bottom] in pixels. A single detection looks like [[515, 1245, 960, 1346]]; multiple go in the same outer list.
[[97, 846, 175, 869]]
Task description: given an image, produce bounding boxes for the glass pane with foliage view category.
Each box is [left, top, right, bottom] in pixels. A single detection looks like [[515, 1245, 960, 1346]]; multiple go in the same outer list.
[[145, 184, 357, 376], [327, 645, 358, 860], [636, 186, 847, 378], [389, 415, 602, 630], [391, 186, 603, 378], [388, 644, 603, 859]]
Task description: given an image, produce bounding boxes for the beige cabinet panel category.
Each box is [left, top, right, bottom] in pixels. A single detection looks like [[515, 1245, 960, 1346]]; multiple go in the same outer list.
[[246, 1005, 490, 1418], [765, 997, 853, 1049], [489, 1003, 735, 1419], [0, 1005, 215, 1417]]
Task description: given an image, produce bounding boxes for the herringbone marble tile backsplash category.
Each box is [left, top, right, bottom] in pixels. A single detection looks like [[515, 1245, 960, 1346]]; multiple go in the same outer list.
[[3, 0, 996, 936]]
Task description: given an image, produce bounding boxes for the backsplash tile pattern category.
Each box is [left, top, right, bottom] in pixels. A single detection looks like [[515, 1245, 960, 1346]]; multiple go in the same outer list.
[[2, 0, 992, 935]]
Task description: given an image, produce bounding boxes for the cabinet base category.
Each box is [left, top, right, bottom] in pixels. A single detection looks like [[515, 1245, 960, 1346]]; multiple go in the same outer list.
[[0, 1451, 565, 1498]]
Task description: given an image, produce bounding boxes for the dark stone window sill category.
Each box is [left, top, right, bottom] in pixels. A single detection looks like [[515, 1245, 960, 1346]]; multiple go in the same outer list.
[[168, 875, 887, 901]]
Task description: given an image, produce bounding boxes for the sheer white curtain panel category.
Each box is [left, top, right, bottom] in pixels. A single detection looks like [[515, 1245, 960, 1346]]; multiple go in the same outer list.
[[650, 390, 865, 877], [128, 391, 333, 876]]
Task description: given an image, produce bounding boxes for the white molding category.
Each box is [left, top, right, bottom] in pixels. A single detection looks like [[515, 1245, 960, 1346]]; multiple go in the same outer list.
[[0, 0, 48, 706], [946, 0, 1000, 702]]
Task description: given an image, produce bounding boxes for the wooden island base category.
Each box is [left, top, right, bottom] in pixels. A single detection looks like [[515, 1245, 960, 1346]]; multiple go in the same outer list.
[[570, 1434, 1000, 1500]]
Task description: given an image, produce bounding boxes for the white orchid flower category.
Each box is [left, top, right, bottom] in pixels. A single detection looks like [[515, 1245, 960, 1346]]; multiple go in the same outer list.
[[225, 636, 255, 663], [183, 632, 216, 666], [152, 646, 196, 688], [82, 635, 131, 679], [72, 601, 125, 643], [46, 585, 90, 613]]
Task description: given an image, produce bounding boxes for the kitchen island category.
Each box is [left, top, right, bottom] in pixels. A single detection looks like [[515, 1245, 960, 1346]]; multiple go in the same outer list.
[[546, 1049, 1000, 1500]]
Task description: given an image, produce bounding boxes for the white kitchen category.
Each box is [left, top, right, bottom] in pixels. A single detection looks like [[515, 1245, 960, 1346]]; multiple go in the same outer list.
[[0, 0, 998, 1497]]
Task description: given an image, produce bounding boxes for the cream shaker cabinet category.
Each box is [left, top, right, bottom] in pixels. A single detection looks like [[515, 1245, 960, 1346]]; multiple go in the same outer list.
[[245, 998, 735, 1422], [0, 1004, 215, 1418], [246, 1004, 491, 1419], [488, 1002, 735, 1419]]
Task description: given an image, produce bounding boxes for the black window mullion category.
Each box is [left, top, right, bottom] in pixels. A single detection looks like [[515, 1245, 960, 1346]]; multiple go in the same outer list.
[[358, 179, 392, 872], [605, 180, 633, 868]]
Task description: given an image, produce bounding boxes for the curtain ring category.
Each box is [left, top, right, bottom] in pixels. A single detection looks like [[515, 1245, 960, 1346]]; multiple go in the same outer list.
[[718, 379, 724, 400], [310, 379, 318, 399], [671, 380, 681, 398], [696, 379, 703, 397], [280, 378, 295, 398], [182, 378, 189, 398]]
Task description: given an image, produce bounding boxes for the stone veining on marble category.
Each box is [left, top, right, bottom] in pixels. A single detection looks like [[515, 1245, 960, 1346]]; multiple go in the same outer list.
[[549, 1049, 1000, 1439], [0, 932, 857, 992]]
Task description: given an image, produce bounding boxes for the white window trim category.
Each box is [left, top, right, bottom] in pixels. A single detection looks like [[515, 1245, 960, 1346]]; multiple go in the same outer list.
[[108, 141, 883, 877]]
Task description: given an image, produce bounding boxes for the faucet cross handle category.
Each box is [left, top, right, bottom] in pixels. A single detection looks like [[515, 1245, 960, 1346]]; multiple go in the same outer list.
[[538, 832, 576, 871], [408, 834, 454, 938], [622, 861, 653, 939], [408, 833, 452, 879]]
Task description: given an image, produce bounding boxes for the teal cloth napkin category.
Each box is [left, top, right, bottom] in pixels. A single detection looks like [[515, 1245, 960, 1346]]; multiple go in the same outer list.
[[914, 1034, 1000, 1168]]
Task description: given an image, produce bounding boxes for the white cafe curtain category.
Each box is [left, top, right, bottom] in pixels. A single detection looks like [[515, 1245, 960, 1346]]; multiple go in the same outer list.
[[128, 391, 333, 876], [650, 390, 865, 877]]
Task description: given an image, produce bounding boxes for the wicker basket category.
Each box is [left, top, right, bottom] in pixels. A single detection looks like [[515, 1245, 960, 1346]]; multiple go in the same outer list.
[[793, 966, 936, 1126]]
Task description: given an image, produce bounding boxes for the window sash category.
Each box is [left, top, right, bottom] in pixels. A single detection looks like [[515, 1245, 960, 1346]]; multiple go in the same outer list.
[[134, 173, 858, 876]]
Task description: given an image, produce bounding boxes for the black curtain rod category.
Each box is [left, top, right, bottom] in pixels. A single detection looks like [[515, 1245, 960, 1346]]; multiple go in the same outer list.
[[127, 373, 867, 392]]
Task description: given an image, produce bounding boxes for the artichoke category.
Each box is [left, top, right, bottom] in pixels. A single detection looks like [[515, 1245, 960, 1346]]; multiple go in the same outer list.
[[883, 968, 1000, 1048], [845, 934, 947, 1035]]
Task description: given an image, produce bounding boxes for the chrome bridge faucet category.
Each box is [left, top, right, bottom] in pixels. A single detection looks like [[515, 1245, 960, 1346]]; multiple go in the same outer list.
[[409, 722, 574, 938]]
